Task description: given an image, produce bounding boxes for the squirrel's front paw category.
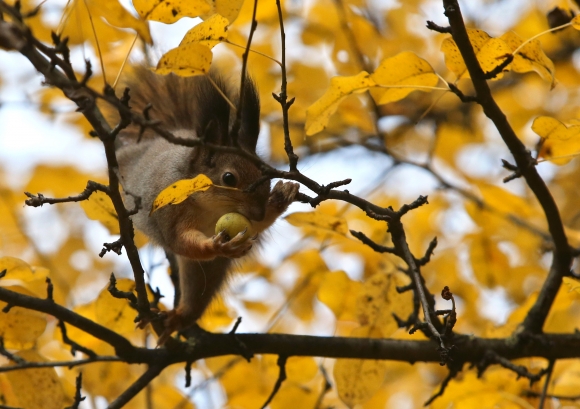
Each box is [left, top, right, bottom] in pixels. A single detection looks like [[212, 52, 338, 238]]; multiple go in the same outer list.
[[212, 229, 255, 258], [269, 181, 300, 212]]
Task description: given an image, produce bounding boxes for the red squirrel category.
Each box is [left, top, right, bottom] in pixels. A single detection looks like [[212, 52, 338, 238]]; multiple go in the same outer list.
[[115, 66, 299, 343]]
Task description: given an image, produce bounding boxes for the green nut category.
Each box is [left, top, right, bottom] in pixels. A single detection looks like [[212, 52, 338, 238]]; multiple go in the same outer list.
[[215, 213, 253, 241]]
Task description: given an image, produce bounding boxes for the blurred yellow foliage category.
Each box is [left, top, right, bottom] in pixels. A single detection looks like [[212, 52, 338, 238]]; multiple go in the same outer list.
[[2, 0, 580, 408]]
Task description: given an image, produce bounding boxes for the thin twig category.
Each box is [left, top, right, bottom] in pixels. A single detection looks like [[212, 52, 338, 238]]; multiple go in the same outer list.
[[274, 0, 298, 170], [260, 356, 288, 409], [538, 360, 555, 409], [108, 365, 165, 409], [24, 180, 109, 207], [65, 373, 85, 409], [229, 0, 259, 146], [0, 356, 120, 373], [58, 320, 97, 358], [423, 367, 459, 406]]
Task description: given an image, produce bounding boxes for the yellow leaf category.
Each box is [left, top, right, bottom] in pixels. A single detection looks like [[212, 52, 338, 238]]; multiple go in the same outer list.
[[356, 272, 411, 336], [562, 276, 580, 295], [317, 270, 361, 321], [500, 31, 555, 87], [201, 0, 244, 23], [285, 356, 318, 383], [60, 0, 130, 51], [151, 174, 213, 214], [87, 0, 152, 44], [215, 357, 270, 406], [180, 14, 229, 49], [564, 226, 580, 248], [0, 256, 48, 283], [133, 0, 211, 23], [82, 344, 135, 400], [25, 165, 93, 198], [552, 361, 580, 398], [305, 71, 375, 135], [0, 286, 47, 349], [4, 350, 65, 409], [287, 250, 328, 320], [285, 211, 349, 236], [434, 123, 484, 166], [370, 51, 439, 105], [0, 256, 50, 298], [469, 233, 510, 288], [430, 370, 531, 409], [151, 385, 194, 409], [198, 295, 235, 331], [532, 116, 580, 165], [271, 383, 320, 409], [80, 191, 119, 234], [476, 183, 535, 218], [572, 14, 580, 30], [155, 43, 213, 77], [441, 29, 512, 79], [335, 333, 387, 408], [95, 278, 138, 334]]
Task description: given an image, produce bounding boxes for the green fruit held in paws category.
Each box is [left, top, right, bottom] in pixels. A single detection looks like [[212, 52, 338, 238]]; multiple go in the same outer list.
[[215, 213, 253, 241]]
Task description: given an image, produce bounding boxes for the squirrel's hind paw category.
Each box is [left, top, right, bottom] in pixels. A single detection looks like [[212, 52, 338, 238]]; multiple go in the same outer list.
[[135, 309, 183, 347], [155, 309, 184, 346]]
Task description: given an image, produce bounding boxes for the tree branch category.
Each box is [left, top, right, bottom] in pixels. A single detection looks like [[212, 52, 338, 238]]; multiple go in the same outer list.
[[442, 0, 572, 334]]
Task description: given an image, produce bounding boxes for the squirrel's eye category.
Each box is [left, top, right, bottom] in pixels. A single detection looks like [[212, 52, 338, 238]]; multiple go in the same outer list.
[[222, 172, 237, 187]]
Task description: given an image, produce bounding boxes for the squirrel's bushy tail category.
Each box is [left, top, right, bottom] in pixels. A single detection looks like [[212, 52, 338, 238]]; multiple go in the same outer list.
[[114, 66, 260, 145]]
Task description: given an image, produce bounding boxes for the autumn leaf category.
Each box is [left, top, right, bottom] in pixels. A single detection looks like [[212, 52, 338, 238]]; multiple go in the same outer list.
[[500, 31, 555, 87], [285, 210, 349, 236], [201, 1, 244, 24], [334, 327, 387, 407], [305, 71, 375, 135], [356, 272, 412, 336], [285, 356, 319, 383], [4, 350, 66, 409], [306, 52, 438, 135], [572, 15, 580, 30], [469, 233, 511, 288], [155, 42, 213, 77], [95, 278, 140, 334], [532, 116, 580, 165], [80, 190, 119, 234], [0, 286, 47, 350], [88, 0, 152, 44], [318, 270, 361, 321], [562, 276, 580, 295], [442, 29, 512, 79], [371, 51, 439, 105], [180, 14, 229, 49], [0, 256, 49, 284], [198, 295, 235, 331], [151, 174, 213, 214], [0, 257, 50, 298], [133, 0, 211, 23]]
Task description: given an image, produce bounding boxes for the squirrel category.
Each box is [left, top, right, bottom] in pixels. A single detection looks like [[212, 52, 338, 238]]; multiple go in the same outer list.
[[115, 66, 299, 343]]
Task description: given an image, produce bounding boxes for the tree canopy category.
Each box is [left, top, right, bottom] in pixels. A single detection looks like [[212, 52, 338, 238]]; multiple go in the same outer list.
[[1, 0, 580, 408]]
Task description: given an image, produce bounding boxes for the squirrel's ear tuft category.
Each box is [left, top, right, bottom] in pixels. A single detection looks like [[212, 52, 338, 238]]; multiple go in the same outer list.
[[195, 73, 231, 146], [238, 78, 260, 151]]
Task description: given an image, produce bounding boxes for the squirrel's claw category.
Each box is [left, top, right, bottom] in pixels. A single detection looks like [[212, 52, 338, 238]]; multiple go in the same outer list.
[[156, 309, 182, 346], [211, 228, 255, 258]]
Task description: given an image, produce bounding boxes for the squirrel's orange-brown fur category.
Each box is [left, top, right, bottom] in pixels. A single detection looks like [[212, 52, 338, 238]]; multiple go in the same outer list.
[[115, 68, 299, 343]]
